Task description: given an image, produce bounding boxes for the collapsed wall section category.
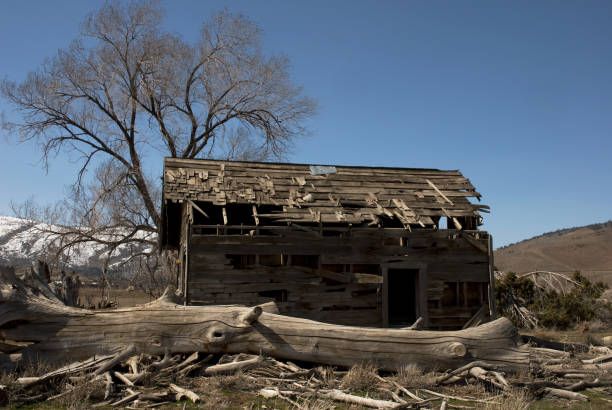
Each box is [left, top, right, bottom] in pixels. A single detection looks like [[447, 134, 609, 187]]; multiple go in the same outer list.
[[185, 227, 490, 330]]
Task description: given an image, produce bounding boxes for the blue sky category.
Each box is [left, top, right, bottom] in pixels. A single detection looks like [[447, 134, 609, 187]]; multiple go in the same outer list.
[[1, 0, 611, 247]]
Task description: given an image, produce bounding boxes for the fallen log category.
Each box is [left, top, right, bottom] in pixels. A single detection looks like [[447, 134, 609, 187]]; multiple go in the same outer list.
[[582, 353, 612, 364], [541, 387, 588, 401], [521, 335, 590, 353], [322, 389, 400, 408], [110, 389, 140, 407], [203, 355, 264, 376], [169, 383, 200, 403], [566, 378, 612, 392], [435, 360, 502, 384], [0, 267, 529, 372]]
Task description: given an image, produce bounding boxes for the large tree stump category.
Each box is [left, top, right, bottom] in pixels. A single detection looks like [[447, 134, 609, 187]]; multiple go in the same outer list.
[[0, 266, 529, 371]]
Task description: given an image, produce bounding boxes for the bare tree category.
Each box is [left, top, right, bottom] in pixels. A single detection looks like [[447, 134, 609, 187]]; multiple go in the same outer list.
[[1, 1, 316, 284]]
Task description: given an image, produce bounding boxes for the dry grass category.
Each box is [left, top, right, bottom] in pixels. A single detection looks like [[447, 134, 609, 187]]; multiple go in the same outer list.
[[0, 360, 59, 407], [393, 363, 437, 389], [79, 286, 154, 308], [4, 349, 611, 409], [56, 377, 106, 410], [16, 360, 55, 378], [0, 370, 17, 388], [476, 388, 531, 410], [206, 370, 253, 391], [339, 362, 380, 392], [298, 394, 335, 410], [526, 322, 611, 346], [574, 319, 608, 334], [317, 366, 338, 389]]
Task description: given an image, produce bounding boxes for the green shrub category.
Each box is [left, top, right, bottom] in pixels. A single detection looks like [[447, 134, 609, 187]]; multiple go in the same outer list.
[[495, 271, 611, 330]]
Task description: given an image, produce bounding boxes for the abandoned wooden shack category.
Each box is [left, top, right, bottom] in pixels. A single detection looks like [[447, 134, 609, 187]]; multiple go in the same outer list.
[[160, 158, 495, 330]]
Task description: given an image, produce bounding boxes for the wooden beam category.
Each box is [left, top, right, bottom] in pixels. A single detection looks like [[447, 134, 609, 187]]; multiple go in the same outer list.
[[252, 205, 259, 226], [488, 235, 496, 319], [442, 208, 463, 230], [188, 200, 209, 219], [460, 232, 488, 254], [426, 179, 454, 206], [0, 264, 533, 372]]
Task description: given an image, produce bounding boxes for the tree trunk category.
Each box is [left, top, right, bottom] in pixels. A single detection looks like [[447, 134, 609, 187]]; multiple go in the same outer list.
[[0, 267, 529, 371]]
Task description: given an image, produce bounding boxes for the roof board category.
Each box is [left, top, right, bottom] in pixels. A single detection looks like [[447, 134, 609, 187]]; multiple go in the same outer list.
[[162, 158, 488, 227]]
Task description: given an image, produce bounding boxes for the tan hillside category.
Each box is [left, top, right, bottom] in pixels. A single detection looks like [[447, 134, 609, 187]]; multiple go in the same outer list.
[[494, 221, 612, 286]]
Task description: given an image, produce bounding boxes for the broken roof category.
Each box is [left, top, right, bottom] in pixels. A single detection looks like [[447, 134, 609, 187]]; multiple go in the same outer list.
[[162, 158, 489, 228]]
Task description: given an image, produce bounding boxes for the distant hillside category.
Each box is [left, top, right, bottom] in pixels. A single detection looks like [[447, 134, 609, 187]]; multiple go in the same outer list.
[[0, 215, 151, 276], [494, 221, 612, 286]]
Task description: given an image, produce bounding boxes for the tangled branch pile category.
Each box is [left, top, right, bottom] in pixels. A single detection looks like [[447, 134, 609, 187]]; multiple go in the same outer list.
[[3, 340, 612, 408]]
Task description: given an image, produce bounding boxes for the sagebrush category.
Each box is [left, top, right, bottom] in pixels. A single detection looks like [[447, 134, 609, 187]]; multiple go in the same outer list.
[[496, 271, 611, 329]]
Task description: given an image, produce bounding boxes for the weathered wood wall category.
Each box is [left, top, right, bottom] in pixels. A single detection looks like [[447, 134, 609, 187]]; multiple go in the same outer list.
[[185, 226, 490, 329]]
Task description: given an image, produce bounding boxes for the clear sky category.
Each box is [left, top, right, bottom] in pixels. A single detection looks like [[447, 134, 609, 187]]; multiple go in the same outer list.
[[1, 0, 611, 248]]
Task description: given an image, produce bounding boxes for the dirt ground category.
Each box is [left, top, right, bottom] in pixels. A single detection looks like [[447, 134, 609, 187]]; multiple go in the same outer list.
[[77, 286, 156, 308]]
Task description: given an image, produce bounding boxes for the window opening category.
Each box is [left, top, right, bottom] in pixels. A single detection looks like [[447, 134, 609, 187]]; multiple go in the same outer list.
[[291, 255, 319, 269], [438, 217, 448, 229], [441, 282, 466, 306], [259, 254, 287, 267], [352, 264, 381, 275], [321, 264, 346, 273], [466, 282, 485, 305], [226, 254, 256, 269], [258, 289, 287, 302]]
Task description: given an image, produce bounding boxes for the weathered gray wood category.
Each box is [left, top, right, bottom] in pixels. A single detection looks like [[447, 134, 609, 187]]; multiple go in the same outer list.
[[488, 235, 496, 319], [0, 269, 529, 372], [162, 158, 485, 231], [185, 226, 490, 329]]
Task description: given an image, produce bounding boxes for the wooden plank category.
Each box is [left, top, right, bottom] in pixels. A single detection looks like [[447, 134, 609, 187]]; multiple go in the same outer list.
[[223, 177, 476, 192], [188, 199, 209, 219], [169, 184, 480, 201], [178, 171, 471, 187], [164, 157, 464, 175], [426, 179, 454, 205], [189, 236, 488, 256], [460, 232, 488, 254], [252, 205, 259, 226], [353, 273, 383, 284], [442, 208, 463, 229], [191, 224, 482, 236], [185, 204, 191, 305], [488, 234, 496, 319], [210, 176, 477, 192], [189, 233, 489, 255]]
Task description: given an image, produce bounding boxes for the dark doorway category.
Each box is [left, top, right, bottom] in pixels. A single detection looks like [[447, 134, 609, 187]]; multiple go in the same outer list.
[[387, 269, 418, 327]]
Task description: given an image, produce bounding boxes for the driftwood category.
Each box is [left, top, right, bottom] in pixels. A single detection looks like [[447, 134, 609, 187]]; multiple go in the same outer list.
[[434, 360, 501, 384], [322, 389, 399, 408], [521, 334, 590, 353], [0, 266, 529, 372], [169, 383, 200, 403], [517, 271, 583, 295], [541, 387, 588, 401], [5, 347, 611, 408], [7, 264, 608, 408], [582, 353, 612, 364], [203, 355, 265, 375]]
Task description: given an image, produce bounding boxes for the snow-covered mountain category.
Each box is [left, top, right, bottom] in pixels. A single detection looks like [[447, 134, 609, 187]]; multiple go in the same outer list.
[[0, 216, 153, 275]]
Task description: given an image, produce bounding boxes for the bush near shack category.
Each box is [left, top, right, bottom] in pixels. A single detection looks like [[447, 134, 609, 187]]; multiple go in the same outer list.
[[496, 271, 612, 330]]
